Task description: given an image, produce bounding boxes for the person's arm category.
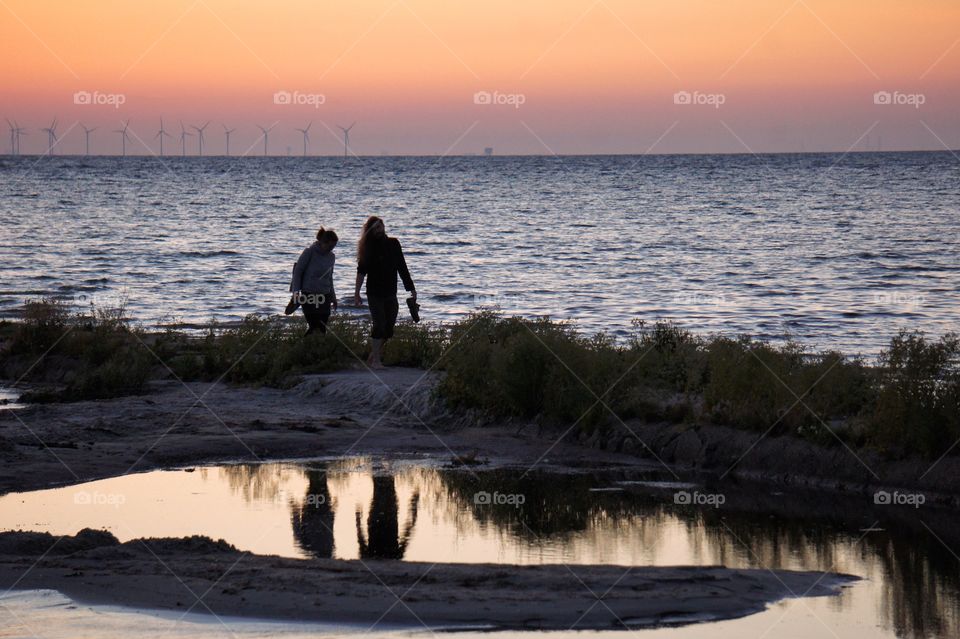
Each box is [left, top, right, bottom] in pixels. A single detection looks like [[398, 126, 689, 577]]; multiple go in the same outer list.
[[354, 268, 365, 306], [330, 254, 338, 311], [291, 249, 310, 293], [394, 240, 416, 300]]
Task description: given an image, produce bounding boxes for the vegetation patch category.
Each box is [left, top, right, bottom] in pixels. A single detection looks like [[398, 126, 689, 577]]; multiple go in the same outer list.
[[2, 301, 957, 460]]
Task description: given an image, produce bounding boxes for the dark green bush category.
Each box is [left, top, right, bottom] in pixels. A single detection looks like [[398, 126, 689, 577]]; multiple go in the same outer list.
[[870, 331, 960, 458], [703, 337, 874, 438], [4, 300, 959, 460]]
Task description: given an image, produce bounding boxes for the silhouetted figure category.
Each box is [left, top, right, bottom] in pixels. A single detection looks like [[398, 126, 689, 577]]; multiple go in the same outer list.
[[355, 475, 419, 560], [291, 470, 335, 558], [353, 216, 416, 368], [289, 227, 339, 336]]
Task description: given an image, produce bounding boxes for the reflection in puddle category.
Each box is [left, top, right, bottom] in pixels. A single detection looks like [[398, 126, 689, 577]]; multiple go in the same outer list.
[[1, 457, 959, 639], [0, 386, 24, 410]]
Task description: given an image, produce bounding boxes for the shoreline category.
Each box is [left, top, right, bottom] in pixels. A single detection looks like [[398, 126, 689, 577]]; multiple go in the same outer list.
[[0, 529, 859, 631], [0, 363, 952, 632], [1, 367, 958, 503]]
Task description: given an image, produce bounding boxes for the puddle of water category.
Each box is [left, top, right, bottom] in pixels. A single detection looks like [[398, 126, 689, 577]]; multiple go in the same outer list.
[[0, 457, 958, 639], [0, 589, 380, 638], [0, 386, 25, 410]]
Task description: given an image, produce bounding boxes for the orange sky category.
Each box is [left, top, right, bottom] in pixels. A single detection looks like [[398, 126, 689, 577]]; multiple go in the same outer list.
[[2, 0, 958, 154]]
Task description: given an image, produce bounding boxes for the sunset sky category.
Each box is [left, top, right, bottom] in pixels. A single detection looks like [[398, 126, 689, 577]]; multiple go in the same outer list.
[[2, 0, 958, 155]]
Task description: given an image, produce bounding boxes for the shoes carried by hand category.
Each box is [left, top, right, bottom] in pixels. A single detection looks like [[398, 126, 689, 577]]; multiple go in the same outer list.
[[407, 297, 421, 323]]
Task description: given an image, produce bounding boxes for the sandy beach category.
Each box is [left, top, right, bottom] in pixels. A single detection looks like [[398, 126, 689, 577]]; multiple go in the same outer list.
[[0, 366, 883, 630], [0, 527, 857, 631], [2, 366, 958, 501]]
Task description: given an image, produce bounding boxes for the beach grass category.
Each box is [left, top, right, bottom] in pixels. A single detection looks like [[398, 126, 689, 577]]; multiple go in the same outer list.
[[1, 300, 957, 459]]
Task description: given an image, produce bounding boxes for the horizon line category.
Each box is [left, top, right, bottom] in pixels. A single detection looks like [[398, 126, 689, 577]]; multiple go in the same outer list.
[[2, 148, 957, 159]]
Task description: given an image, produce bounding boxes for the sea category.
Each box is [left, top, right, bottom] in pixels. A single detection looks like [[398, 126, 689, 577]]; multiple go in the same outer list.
[[1, 152, 958, 354]]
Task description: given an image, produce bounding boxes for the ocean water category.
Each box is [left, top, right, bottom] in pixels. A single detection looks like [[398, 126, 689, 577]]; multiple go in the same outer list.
[[0, 153, 957, 354]]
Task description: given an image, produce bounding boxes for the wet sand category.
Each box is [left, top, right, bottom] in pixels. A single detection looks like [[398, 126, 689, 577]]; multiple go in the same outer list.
[[0, 367, 652, 495], [0, 366, 944, 630], [0, 529, 857, 631], [1, 366, 957, 501]]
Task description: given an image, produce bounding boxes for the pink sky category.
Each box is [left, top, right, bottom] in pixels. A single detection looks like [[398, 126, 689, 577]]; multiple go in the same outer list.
[[2, 0, 958, 155]]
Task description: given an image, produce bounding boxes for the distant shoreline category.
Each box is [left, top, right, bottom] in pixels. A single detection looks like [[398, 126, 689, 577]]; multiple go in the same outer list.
[[1, 149, 957, 158]]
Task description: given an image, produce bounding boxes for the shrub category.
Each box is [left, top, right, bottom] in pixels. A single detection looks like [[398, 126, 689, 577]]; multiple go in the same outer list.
[[870, 331, 960, 457], [438, 312, 623, 427], [4, 301, 960, 461], [703, 336, 873, 438], [13, 298, 72, 352]]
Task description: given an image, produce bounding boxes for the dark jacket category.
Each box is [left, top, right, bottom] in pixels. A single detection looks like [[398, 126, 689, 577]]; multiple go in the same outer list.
[[357, 236, 414, 298]]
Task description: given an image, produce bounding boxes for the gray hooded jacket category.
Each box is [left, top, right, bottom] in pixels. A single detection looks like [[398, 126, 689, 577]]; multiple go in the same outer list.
[[291, 242, 336, 294]]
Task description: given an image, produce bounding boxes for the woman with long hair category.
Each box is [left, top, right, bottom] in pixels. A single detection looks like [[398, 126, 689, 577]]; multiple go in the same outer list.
[[353, 216, 416, 369]]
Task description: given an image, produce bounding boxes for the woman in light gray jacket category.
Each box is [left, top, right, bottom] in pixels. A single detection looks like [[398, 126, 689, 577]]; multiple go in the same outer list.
[[288, 227, 339, 336]]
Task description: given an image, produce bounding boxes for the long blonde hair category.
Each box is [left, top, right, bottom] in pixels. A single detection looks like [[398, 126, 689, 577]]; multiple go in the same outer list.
[[357, 215, 384, 265]]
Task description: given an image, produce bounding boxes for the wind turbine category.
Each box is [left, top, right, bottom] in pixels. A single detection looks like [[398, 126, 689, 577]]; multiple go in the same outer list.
[[5, 119, 14, 155], [114, 120, 131, 156], [337, 122, 355, 159], [80, 124, 97, 156], [222, 124, 236, 156], [295, 122, 311, 156], [256, 123, 275, 156], [178, 121, 192, 157], [155, 118, 172, 156], [42, 119, 58, 155], [12, 121, 26, 155], [191, 121, 210, 156]]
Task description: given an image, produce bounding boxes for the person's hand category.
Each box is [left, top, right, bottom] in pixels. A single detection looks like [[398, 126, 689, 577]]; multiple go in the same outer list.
[[332, 297, 338, 312], [353, 293, 362, 306], [410, 289, 417, 302]]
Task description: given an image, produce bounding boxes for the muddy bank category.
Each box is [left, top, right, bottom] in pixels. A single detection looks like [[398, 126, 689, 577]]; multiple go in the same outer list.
[[0, 367, 643, 495], [1, 365, 958, 504], [569, 420, 960, 506], [0, 529, 857, 630]]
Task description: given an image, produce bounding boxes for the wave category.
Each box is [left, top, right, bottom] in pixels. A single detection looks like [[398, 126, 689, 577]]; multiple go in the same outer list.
[[179, 250, 240, 258]]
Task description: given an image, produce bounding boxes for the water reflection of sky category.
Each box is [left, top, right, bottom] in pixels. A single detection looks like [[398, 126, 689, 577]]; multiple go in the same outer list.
[[0, 387, 25, 411], [0, 457, 958, 639]]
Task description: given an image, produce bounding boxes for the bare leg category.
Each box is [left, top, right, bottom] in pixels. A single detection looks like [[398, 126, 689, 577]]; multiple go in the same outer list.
[[368, 338, 385, 369]]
